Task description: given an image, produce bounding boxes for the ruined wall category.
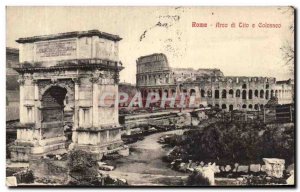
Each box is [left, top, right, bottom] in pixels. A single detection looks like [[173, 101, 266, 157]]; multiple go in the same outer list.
[[136, 53, 293, 111]]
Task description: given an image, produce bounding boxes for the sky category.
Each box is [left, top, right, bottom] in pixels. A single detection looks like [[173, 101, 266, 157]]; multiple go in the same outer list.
[[6, 6, 294, 84]]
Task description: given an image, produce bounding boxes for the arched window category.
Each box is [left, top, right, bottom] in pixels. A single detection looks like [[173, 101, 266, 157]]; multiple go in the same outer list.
[[254, 104, 259, 110], [236, 89, 240, 97], [215, 90, 219, 99], [242, 90, 247, 99], [229, 104, 233, 111], [190, 89, 195, 96], [260, 90, 264, 98], [242, 83, 247, 89], [201, 89, 205, 97], [242, 104, 247, 109], [266, 84, 269, 89], [229, 89, 234, 98], [208, 104, 212, 108], [164, 89, 169, 97], [248, 90, 253, 99], [159, 89, 163, 97], [265, 90, 269, 100], [260, 104, 264, 110], [275, 90, 278, 97], [215, 104, 219, 108], [222, 104, 227, 109], [271, 90, 274, 97], [249, 104, 253, 109], [254, 90, 259, 97], [222, 89, 227, 98]]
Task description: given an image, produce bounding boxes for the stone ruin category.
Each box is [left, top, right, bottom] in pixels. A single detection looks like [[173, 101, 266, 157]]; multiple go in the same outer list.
[[263, 158, 285, 178]]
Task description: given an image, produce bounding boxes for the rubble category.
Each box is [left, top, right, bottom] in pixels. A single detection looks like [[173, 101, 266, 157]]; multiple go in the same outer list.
[[118, 146, 130, 157], [237, 165, 249, 173], [98, 165, 115, 171], [13, 168, 34, 184], [194, 163, 216, 185], [6, 176, 17, 187], [286, 171, 294, 185], [263, 158, 285, 178], [225, 165, 231, 172]]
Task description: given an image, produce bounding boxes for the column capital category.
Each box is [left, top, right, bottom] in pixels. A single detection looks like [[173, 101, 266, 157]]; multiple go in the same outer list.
[[72, 78, 81, 85], [32, 79, 38, 85], [89, 77, 99, 84], [17, 77, 25, 85]]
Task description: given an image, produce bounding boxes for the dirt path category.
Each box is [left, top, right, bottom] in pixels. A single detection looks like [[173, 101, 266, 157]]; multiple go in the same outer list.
[[107, 130, 189, 186]]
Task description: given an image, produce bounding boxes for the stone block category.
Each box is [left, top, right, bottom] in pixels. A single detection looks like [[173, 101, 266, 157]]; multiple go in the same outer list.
[[118, 147, 129, 157], [98, 165, 115, 171], [195, 164, 216, 185], [214, 165, 220, 173], [6, 176, 17, 187], [261, 165, 266, 172], [220, 166, 225, 172], [263, 158, 285, 178], [237, 165, 248, 173], [250, 164, 261, 172], [225, 165, 231, 172]]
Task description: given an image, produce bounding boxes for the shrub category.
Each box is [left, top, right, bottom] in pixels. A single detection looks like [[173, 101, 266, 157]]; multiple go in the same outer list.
[[186, 171, 210, 186]]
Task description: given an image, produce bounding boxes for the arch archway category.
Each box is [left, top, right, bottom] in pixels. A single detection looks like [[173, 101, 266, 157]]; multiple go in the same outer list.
[[254, 90, 259, 97], [201, 89, 205, 98], [222, 89, 227, 98], [41, 86, 67, 140], [229, 89, 234, 98], [242, 90, 247, 99], [221, 104, 227, 109], [215, 90, 219, 99], [260, 90, 264, 98], [248, 90, 253, 99], [236, 89, 240, 97], [190, 89, 196, 96], [266, 90, 269, 100]]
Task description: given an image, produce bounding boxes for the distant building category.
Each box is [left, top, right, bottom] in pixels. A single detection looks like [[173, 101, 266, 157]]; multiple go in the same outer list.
[[6, 47, 20, 121], [136, 53, 293, 111]]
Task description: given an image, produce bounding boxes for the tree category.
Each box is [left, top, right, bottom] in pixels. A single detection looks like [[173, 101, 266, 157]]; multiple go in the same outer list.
[[279, 7, 294, 75]]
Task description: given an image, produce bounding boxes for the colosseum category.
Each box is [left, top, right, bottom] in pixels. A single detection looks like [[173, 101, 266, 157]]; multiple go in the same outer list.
[[136, 53, 293, 111]]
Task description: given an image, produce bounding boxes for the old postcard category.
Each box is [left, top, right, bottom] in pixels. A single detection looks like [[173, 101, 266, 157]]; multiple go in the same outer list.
[[6, 6, 295, 187]]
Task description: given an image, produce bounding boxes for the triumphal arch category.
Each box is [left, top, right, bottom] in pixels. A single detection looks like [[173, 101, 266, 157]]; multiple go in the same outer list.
[[10, 30, 124, 162]]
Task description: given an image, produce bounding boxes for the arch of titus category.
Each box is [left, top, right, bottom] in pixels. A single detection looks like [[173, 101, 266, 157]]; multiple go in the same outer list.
[[10, 30, 124, 162]]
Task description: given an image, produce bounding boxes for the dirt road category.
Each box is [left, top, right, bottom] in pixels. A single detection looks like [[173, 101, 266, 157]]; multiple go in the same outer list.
[[107, 130, 189, 186]]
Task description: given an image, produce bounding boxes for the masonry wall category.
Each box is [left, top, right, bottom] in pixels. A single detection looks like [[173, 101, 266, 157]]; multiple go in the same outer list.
[[136, 53, 294, 111]]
